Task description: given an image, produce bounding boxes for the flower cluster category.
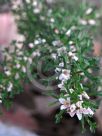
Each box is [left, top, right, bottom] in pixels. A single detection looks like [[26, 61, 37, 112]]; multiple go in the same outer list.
[[59, 97, 94, 120], [55, 44, 77, 86], [54, 40, 94, 121], [59, 92, 93, 118], [79, 8, 97, 26]]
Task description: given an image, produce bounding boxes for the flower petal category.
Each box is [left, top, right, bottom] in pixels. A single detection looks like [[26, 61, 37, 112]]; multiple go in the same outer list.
[[70, 104, 76, 112], [87, 108, 94, 115], [76, 113, 82, 120], [60, 105, 67, 110], [59, 98, 65, 104]]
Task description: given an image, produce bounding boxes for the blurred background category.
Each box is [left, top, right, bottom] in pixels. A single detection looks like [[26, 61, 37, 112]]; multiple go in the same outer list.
[[0, 0, 102, 136]]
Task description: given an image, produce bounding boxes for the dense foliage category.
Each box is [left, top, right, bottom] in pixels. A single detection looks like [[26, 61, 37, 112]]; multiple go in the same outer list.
[[0, 0, 101, 133]]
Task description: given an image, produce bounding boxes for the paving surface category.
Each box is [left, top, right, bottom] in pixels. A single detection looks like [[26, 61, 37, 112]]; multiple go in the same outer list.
[[0, 122, 38, 136]]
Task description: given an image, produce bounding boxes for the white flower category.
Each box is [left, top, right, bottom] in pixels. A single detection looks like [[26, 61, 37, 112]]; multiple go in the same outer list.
[[34, 40, 40, 45], [68, 52, 78, 61], [79, 19, 87, 25], [67, 104, 76, 117], [0, 100, 2, 103], [54, 29, 59, 34], [82, 108, 94, 116], [28, 58, 32, 64], [59, 97, 70, 110], [76, 109, 83, 120], [87, 108, 94, 115], [42, 39, 46, 43], [59, 69, 70, 81], [88, 19, 96, 25], [58, 80, 64, 89], [15, 73, 19, 79], [0, 94, 2, 103], [58, 82, 67, 92], [23, 57, 28, 61], [70, 45, 76, 52], [7, 83, 13, 92], [16, 43, 23, 49], [69, 41, 74, 45], [55, 67, 61, 73], [12, 0, 22, 10], [68, 103, 94, 120], [33, 1, 38, 6], [68, 51, 73, 57], [29, 43, 34, 48], [88, 68, 92, 73], [70, 104, 76, 112], [5, 70, 11, 76], [33, 8, 40, 14], [66, 29, 71, 36], [59, 62, 64, 67], [50, 18, 55, 23], [82, 91, 90, 99], [16, 64, 21, 69], [51, 53, 57, 60], [85, 8, 93, 15], [76, 101, 83, 108], [80, 72, 85, 76], [73, 56, 78, 61], [78, 95, 83, 100], [58, 83, 64, 89], [69, 88, 74, 94], [22, 66, 26, 73], [32, 51, 40, 57]]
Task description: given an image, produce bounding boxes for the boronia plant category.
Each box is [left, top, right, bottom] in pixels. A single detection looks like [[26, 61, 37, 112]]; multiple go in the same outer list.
[[0, 0, 102, 133]]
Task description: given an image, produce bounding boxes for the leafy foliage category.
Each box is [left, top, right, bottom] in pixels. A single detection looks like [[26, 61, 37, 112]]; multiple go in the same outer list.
[[0, 0, 102, 133]]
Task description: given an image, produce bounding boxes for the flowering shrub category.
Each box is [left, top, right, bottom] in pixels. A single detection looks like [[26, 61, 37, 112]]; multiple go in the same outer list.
[[0, 0, 101, 132]]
